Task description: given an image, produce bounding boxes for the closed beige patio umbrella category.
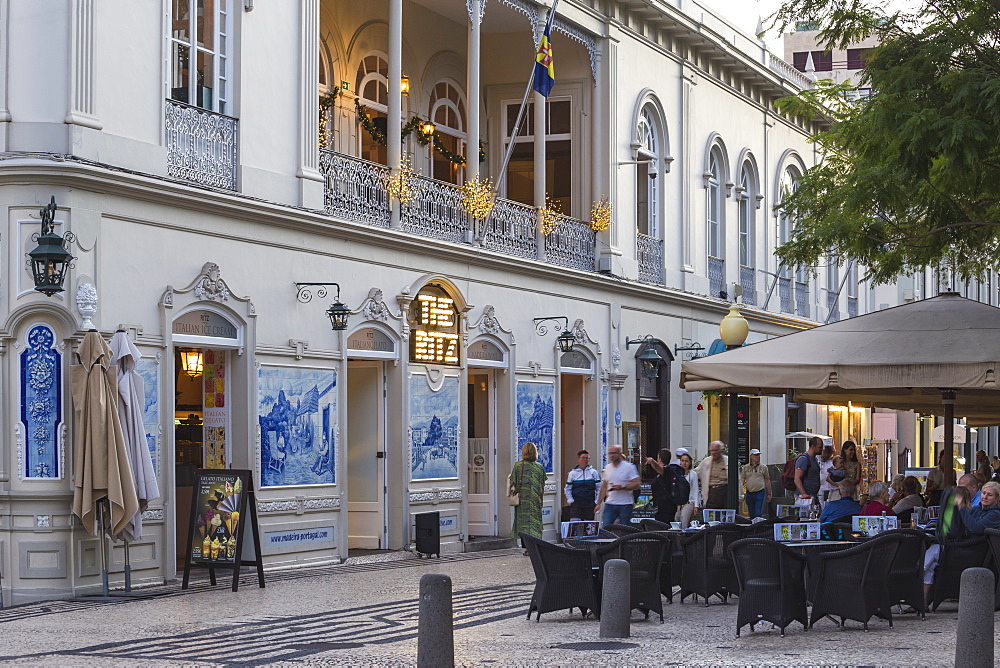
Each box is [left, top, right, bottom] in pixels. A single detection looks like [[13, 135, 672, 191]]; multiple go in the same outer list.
[[679, 293, 1000, 485], [71, 330, 140, 595]]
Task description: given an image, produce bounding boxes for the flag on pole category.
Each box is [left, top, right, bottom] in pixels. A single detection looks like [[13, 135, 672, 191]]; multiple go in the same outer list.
[[533, 12, 556, 97]]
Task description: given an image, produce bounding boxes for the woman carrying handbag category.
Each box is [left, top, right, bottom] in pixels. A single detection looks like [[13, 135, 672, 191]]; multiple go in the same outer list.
[[510, 441, 546, 554]]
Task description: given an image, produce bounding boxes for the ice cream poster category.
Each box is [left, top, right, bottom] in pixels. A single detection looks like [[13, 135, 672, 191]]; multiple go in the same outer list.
[[190, 471, 245, 564]]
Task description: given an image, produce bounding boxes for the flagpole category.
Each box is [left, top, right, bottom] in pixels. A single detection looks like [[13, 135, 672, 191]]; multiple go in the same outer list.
[[495, 0, 560, 197]]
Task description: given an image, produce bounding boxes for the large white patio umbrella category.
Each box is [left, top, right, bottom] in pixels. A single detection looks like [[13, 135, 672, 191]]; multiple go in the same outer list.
[[679, 293, 1000, 484]]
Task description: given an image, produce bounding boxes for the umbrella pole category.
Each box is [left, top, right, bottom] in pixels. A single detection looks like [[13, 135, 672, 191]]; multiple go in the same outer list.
[[98, 500, 110, 598], [123, 541, 132, 592]]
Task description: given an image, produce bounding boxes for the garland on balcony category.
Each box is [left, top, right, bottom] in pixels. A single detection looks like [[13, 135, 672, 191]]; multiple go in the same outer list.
[[355, 98, 485, 165], [319, 88, 341, 150]]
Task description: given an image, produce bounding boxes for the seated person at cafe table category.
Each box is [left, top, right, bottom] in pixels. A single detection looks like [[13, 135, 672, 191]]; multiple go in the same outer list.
[[890, 475, 925, 523], [820, 479, 862, 523], [922, 482, 1000, 607], [860, 481, 896, 516]]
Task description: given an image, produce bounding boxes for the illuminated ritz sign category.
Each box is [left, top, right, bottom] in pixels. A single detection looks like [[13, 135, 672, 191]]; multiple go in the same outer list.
[[410, 288, 460, 365]]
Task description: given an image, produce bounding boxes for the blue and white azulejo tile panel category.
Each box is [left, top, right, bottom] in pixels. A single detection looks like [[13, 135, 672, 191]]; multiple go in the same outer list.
[[21, 324, 62, 479], [409, 374, 460, 481], [516, 381, 555, 474]]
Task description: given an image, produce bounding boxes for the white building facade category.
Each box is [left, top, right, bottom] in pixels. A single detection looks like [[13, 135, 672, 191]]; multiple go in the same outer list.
[[0, 0, 897, 603]]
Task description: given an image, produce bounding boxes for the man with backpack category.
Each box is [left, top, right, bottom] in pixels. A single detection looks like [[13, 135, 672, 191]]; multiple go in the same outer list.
[[793, 436, 824, 503], [647, 448, 690, 524]]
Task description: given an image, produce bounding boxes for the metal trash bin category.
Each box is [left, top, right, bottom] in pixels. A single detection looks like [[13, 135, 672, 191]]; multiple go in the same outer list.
[[415, 511, 440, 558]]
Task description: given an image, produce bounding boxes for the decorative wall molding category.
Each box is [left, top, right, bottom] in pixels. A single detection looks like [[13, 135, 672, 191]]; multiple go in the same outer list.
[[438, 490, 463, 500], [543, 482, 557, 493], [141, 509, 164, 521], [409, 491, 437, 502], [35, 515, 51, 528], [256, 497, 341, 513], [65, 0, 102, 129], [163, 262, 253, 310], [355, 287, 402, 323]]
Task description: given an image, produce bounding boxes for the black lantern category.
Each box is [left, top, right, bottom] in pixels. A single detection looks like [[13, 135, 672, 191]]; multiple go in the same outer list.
[[27, 197, 75, 296], [557, 329, 576, 353], [326, 300, 350, 331], [534, 316, 574, 353], [626, 335, 667, 380], [295, 282, 350, 331], [636, 346, 663, 379]]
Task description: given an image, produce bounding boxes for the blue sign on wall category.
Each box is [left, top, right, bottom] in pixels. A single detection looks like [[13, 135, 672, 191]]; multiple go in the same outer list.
[[21, 325, 62, 479], [264, 526, 336, 548]]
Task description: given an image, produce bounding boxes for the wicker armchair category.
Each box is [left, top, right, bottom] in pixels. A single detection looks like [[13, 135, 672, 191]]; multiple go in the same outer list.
[[930, 535, 991, 611], [603, 522, 641, 537], [742, 518, 779, 540], [728, 538, 808, 637], [639, 518, 672, 531], [679, 525, 744, 605], [882, 529, 930, 619], [520, 533, 600, 621], [808, 532, 903, 631], [984, 528, 1000, 611], [596, 532, 671, 622]]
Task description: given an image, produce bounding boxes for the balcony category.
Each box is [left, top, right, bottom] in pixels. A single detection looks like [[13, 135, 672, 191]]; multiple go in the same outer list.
[[637, 234, 664, 284], [795, 281, 809, 317], [827, 292, 840, 322], [165, 99, 238, 191], [739, 265, 756, 306], [708, 256, 725, 299], [848, 296, 858, 318], [778, 277, 792, 314], [319, 150, 595, 271]]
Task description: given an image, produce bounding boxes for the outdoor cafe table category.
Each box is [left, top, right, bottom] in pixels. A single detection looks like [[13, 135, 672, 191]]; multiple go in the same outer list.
[[564, 537, 617, 567]]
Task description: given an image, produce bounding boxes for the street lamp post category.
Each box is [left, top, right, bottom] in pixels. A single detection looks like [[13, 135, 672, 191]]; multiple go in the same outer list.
[[720, 302, 749, 512]]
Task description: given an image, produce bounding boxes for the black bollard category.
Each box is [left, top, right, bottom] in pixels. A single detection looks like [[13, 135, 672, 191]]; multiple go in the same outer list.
[[417, 573, 454, 668]]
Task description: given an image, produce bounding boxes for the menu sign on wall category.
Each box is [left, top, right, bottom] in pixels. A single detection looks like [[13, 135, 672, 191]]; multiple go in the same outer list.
[[410, 288, 459, 365]]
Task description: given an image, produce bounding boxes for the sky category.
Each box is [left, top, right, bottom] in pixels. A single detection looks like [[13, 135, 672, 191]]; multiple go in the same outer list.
[[701, 0, 917, 53]]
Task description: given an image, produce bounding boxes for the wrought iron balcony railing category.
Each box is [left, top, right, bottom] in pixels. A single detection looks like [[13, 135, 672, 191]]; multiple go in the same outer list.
[[708, 256, 725, 299], [637, 234, 664, 284], [319, 150, 596, 271], [795, 281, 809, 318], [165, 99, 239, 191], [739, 265, 756, 306], [778, 277, 792, 314], [827, 291, 840, 322]]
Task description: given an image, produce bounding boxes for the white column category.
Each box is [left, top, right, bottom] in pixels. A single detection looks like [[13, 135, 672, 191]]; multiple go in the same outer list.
[[534, 90, 546, 260], [466, 0, 481, 182], [388, 0, 403, 228], [65, 0, 101, 130], [297, 0, 324, 208]]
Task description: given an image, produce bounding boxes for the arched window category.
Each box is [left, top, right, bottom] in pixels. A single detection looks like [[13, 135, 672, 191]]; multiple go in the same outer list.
[[356, 54, 389, 165], [708, 151, 723, 259], [429, 81, 466, 184], [737, 161, 757, 304], [778, 164, 808, 315], [636, 107, 660, 239]]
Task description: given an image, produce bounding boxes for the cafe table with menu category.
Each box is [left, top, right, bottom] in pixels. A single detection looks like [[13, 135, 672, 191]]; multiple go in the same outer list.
[[182, 469, 265, 592]]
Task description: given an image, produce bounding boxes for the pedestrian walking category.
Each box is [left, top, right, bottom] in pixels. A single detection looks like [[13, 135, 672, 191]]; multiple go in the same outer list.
[[675, 449, 701, 528], [696, 441, 729, 509], [511, 442, 546, 554], [595, 444, 640, 526]]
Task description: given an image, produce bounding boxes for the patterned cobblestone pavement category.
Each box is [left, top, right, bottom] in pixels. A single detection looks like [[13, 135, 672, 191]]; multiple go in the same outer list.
[[0, 548, 980, 666]]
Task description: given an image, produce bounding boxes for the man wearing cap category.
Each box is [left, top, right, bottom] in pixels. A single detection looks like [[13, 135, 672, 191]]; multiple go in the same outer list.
[[739, 449, 772, 519]]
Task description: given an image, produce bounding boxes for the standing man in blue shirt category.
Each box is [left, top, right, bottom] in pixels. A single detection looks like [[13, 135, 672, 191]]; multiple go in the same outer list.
[[564, 450, 601, 520]]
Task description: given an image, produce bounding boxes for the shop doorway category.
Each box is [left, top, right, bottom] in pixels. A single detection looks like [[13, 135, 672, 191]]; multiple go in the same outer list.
[[467, 371, 496, 537], [560, 373, 586, 483], [347, 361, 387, 549], [173, 346, 231, 562]]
